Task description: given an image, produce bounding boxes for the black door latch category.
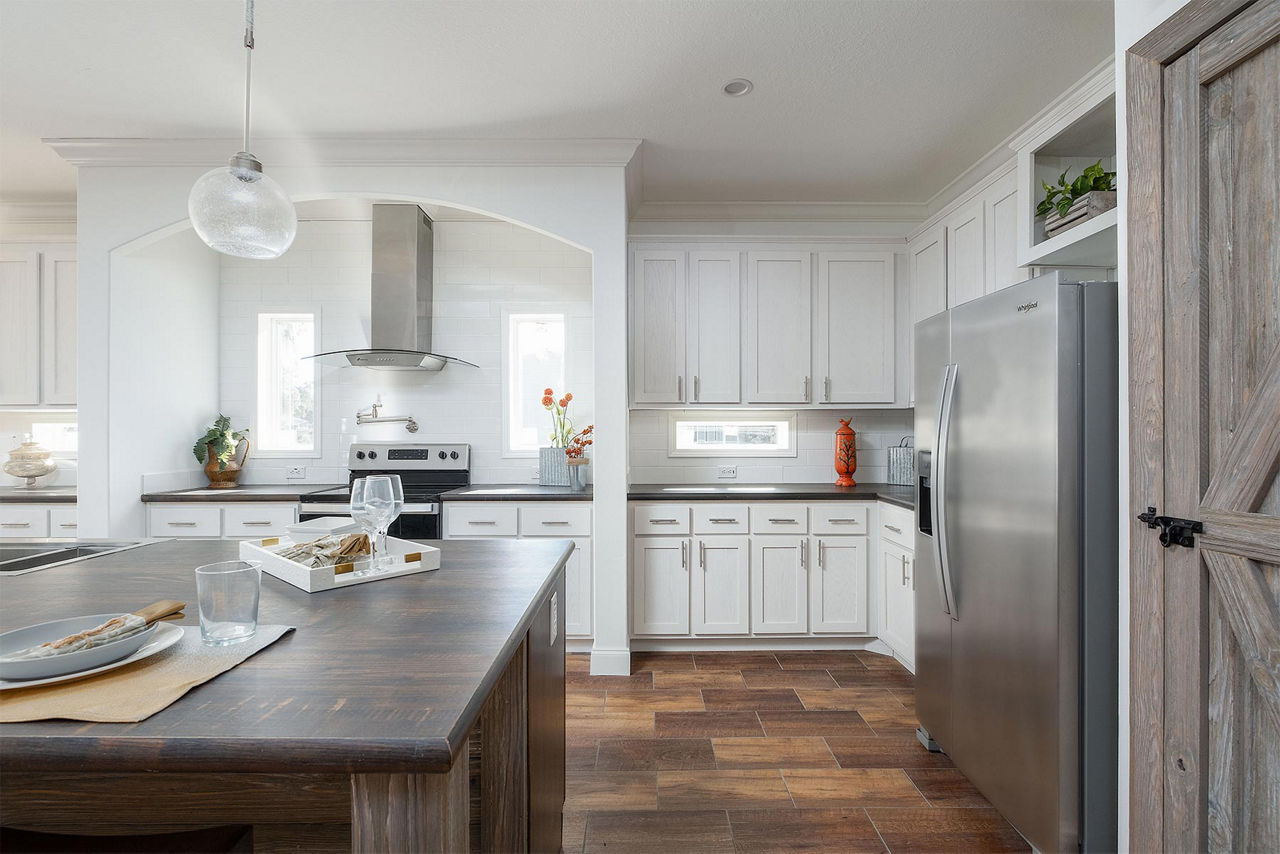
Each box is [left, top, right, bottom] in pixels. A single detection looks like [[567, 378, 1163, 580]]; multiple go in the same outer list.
[[1137, 506, 1204, 549]]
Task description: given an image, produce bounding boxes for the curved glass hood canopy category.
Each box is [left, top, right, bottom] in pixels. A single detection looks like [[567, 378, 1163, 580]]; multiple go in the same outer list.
[[306, 204, 478, 372]]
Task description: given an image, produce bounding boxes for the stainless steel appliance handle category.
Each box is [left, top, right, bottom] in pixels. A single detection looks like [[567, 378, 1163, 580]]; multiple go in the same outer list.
[[933, 363, 959, 618]]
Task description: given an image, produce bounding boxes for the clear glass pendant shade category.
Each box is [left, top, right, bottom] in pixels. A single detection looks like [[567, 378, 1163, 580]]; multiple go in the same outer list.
[[188, 154, 297, 259]]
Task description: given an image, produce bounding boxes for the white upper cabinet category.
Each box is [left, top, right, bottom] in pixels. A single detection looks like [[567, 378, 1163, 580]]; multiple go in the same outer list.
[[40, 247, 77, 405], [686, 251, 741, 404], [630, 250, 687, 404], [945, 198, 986, 308], [692, 535, 750, 635], [984, 171, 1027, 293], [814, 252, 895, 404], [909, 225, 947, 326], [745, 251, 812, 404], [0, 248, 41, 405]]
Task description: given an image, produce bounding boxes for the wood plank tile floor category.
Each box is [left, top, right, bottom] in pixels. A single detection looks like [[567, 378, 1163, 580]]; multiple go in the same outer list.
[[564, 650, 1030, 853]]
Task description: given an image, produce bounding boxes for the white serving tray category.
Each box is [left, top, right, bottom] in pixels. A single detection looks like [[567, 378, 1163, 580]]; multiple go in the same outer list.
[[240, 535, 440, 593]]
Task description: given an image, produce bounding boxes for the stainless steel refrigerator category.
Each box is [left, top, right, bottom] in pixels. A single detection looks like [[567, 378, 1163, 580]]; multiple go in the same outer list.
[[913, 272, 1117, 854]]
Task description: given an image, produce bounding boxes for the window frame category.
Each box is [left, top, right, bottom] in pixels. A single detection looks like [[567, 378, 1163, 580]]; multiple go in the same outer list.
[[253, 306, 321, 459], [666, 410, 798, 458], [501, 307, 569, 458]]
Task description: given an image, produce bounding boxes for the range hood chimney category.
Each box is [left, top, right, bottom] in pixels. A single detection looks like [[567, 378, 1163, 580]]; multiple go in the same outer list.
[[307, 204, 478, 371]]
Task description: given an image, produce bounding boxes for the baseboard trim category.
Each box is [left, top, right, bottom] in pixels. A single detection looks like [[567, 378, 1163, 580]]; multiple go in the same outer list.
[[589, 646, 632, 676], [629, 636, 883, 652]]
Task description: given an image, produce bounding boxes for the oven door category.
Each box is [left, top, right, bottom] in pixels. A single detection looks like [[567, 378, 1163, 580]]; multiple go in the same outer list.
[[297, 502, 440, 540]]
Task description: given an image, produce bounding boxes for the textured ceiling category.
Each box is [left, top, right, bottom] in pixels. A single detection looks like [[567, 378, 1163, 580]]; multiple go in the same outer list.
[[0, 0, 1113, 205]]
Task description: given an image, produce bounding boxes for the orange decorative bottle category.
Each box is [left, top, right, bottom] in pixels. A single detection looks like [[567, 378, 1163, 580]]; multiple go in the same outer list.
[[835, 419, 857, 486]]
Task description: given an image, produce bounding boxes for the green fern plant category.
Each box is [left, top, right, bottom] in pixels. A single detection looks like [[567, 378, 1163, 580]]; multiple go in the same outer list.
[[1036, 160, 1116, 219], [193, 415, 248, 471]]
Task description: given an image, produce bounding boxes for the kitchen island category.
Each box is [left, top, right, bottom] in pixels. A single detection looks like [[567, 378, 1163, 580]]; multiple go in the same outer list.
[[0, 537, 569, 852]]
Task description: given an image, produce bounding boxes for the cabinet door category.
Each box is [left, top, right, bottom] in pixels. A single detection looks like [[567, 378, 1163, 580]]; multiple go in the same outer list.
[[984, 172, 1027, 293], [879, 542, 910, 655], [810, 536, 868, 633], [909, 225, 946, 405], [745, 251, 812, 403], [565, 537, 593, 637], [40, 247, 76, 405], [0, 248, 41, 405], [632, 537, 690, 635], [631, 250, 687, 404], [687, 251, 741, 403], [692, 536, 750, 635], [815, 252, 895, 404], [750, 535, 808, 634], [945, 199, 986, 308]]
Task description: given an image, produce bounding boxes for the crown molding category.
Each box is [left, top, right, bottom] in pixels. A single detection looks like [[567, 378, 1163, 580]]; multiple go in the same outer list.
[[1006, 57, 1115, 153], [629, 200, 927, 223], [0, 201, 77, 222], [43, 137, 643, 168]]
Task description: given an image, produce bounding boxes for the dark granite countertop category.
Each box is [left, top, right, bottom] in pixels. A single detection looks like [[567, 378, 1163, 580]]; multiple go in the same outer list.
[[627, 482, 915, 510], [440, 484, 593, 502], [0, 537, 571, 774], [0, 487, 77, 504], [140, 484, 345, 503]]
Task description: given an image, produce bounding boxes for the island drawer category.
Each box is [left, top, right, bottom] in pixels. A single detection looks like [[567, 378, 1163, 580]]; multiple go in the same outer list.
[[0, 506, 50, 538], [224, 504, 297, 538], [809, 503, 870, 535], [148, 505, 221, 537], [750, 506, 808, 534], [692, 504, 749, 534], [445, 503, 518, 537], [634, 504, 691, 535], [520, 504, 592, 536]]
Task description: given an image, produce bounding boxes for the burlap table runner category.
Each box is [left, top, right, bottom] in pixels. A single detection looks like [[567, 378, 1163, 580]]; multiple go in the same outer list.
[[0, 625, 294, 723]]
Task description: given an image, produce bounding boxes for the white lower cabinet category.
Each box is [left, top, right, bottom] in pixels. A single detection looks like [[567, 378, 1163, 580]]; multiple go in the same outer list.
[[692, 536, 750, 635], [750, 536, 808, 634], [0, 504, 56, 538], [810, 536, 868, 633], [879, 540, 916, 669], [443, 501, 593, 639], [632, 537, 691, 634], [146, 503, 297, 538], [49, 506, 78, 535]]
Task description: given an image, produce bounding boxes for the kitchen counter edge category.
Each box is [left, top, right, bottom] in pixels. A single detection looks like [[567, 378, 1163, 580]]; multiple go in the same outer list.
[[141, 484, 346, 503], [440, 484, 593, 502], [627, 482, 915, 510]]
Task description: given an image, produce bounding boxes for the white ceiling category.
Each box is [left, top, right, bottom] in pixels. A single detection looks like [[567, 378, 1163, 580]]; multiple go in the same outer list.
[[0, 0, 1113, 206]]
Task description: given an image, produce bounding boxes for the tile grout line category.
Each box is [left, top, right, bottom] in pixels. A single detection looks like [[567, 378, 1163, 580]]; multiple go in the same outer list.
[[864, 806, 895, 853]]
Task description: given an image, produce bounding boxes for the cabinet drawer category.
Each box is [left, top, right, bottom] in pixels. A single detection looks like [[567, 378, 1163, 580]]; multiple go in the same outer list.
[[520, 504, 592, 536], [880, 503, 914, 548], [224, 504, 296, 538], [0, 507, 50, 538], [691, 504, 749, 534], [445, 503, 518, 537], [749, 506, 808, 534], [633, 505, 691, 535], [808, 504, 869, 535], [49, 506, 78, 534], [149, 505, 221, 537]]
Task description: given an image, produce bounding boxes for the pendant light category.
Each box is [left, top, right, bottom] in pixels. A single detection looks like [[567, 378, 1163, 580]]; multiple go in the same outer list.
[[188, 0, 296, 259]]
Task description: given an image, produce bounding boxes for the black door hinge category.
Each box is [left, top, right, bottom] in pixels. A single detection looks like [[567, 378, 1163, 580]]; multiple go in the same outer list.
[[1137, 506, 1204, 549]]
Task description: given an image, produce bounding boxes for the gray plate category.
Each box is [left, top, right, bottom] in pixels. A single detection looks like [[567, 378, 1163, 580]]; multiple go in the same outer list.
[[0, 614, 158, 680]]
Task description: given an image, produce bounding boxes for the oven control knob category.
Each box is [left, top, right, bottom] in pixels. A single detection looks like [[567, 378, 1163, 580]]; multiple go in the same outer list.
[[450, 451, 459, 460], [368, 451, 378, 460], [355, 451, 365, 460], [438, 450, 447, 459]]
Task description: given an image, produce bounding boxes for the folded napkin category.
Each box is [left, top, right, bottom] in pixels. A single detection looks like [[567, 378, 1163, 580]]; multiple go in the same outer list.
[[0, 625, 294, 723]]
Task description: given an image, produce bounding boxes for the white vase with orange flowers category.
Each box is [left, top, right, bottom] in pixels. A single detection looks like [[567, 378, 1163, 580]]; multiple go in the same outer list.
[[538, 387, 575, 486]]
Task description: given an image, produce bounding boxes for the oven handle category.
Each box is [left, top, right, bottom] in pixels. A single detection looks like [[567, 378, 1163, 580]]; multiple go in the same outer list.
[[298, 502, 439, 515]]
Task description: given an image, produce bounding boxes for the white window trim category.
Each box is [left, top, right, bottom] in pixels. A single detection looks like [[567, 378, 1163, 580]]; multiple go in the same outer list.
[[253, 304, 322, 460], [501, 306, 569, 459], [667, 410, 798, 458]]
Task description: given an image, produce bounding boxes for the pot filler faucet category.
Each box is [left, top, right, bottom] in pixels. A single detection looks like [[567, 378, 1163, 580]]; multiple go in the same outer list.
[[356, 395, 419, 433]]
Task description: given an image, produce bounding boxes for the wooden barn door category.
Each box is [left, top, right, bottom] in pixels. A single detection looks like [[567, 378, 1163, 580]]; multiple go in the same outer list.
[[1128, 0, 1280, 849]]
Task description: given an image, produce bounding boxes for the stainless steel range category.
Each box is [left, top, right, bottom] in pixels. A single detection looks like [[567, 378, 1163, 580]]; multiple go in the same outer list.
[[298, 442, 470, 540]]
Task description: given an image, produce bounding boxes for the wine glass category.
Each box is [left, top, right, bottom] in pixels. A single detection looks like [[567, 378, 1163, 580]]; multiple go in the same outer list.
[[381, 474, 405, 565], [349, 478, 382, 572], [356, 475, 396, 568]]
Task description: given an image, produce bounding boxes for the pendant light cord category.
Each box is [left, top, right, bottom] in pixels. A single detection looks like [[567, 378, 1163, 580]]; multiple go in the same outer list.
[[242, 0, 255, 153]]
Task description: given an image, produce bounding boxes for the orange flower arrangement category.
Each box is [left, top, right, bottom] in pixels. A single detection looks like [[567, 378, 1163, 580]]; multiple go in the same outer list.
[[542, 387, 576, 447], [566, 425, 594, 460]]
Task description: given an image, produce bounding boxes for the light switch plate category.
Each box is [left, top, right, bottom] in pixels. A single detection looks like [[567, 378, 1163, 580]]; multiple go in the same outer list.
[[717, 466, 737, 479], [285, 466, 306, 480]]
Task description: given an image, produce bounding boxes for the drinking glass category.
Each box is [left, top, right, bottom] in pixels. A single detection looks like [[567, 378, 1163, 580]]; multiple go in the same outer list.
[[352, 475, 397, 569], [195, 559, 261, 646]]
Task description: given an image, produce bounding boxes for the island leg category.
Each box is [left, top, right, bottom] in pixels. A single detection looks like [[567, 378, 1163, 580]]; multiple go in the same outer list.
[[350, 757, 469, 854]]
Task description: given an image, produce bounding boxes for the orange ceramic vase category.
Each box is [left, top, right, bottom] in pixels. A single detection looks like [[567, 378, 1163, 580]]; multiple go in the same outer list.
[[835, 419, 857, 486]]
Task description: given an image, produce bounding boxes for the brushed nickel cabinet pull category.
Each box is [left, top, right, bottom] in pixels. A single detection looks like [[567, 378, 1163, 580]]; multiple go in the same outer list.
[[886, 524, 903, 534], [694, 375, 700, 401], [167, 521, 198, 527], [824, 376, 831, 402], [243, 521, 273, 527], [768, 517, 797, 524], [1, 522, 31, 528], [828, 518, 858, 524], [709, 518, 739, 524], [468, 520, 497, 526], [802, 376, 810, 400], [699, 540, 705, 568], [681, 540, 688, 568], [800, 538, 807, 569], [59, 522, 77, 528], [541, 520, 570, 526], [677, 375, 684, 401], [650, 518, 680, 524], [818, 539, 825, 568]]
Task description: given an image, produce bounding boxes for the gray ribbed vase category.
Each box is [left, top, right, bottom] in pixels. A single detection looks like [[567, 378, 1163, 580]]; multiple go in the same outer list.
[[538, 447, 570, 486]]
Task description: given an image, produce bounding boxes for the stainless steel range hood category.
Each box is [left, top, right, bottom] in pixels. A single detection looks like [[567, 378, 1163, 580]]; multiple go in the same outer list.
[[307, 204, 478, 371]]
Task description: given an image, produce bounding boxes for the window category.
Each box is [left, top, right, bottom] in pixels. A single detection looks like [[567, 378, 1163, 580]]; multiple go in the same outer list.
[[256, 312, 316, 455], [504, 311, 565, 455], [668, 411, 797, 457]]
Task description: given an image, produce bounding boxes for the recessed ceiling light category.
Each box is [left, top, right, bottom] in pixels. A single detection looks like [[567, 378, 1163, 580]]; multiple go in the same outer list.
[[722, 78, 753, 97]]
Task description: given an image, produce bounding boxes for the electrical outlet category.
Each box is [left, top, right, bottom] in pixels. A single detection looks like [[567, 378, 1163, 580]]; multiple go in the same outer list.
[[285, 466, 306, 480], [717, 465, 737, 479]]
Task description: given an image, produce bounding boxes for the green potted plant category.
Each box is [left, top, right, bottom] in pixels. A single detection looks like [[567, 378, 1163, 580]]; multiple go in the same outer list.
[[1036, 159, 1117, 239], [193, 415, 250, 489]]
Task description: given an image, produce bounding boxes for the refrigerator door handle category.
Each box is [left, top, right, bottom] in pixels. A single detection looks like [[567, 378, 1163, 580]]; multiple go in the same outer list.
[[932, 363, 959, 619]]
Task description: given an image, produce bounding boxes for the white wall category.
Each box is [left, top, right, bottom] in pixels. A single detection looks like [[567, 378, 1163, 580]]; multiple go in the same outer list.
[[628, 409, 913, 485], [218, 217, 593, 485], [1114, 1, 1192, 849]]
